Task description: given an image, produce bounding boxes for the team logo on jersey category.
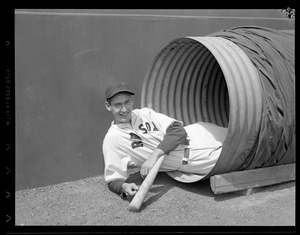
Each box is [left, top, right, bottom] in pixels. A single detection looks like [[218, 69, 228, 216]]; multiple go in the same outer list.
[[138, 122, 158, 134], [129, 133, 143, 149]]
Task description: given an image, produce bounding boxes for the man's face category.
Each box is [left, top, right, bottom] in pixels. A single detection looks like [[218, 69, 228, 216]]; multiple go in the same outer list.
[[106, 92, 133, 124]]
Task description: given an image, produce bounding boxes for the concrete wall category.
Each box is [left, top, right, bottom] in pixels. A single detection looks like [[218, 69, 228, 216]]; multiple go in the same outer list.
[[15, 9, 294, 190]]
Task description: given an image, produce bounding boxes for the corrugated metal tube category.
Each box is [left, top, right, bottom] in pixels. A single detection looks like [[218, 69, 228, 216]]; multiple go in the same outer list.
[[141, 26, 295, 180]]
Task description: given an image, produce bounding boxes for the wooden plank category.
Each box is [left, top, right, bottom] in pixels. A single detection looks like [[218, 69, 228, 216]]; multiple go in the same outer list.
[[210, 163, 295, 194]]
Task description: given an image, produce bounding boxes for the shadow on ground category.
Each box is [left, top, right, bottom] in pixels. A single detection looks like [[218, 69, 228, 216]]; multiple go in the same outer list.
[[126, 169, 296, 211], [126, 170, 213, 210]]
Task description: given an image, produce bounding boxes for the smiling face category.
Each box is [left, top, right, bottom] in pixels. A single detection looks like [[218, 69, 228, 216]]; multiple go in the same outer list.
[[105, 92, 134, 124]]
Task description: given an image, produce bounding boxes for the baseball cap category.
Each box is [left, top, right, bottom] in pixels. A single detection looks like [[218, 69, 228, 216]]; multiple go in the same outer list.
[[105, 81, 135, 100], [166, 171, 205, 183]]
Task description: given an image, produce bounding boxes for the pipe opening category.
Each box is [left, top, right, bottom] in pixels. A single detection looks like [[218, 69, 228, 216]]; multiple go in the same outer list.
[[141, 38, 230, 127]]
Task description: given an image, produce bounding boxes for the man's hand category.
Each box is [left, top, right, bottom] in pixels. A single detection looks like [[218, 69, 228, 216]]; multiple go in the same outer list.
[[140, 148, 165, 179], [122, 182, 139, 197]]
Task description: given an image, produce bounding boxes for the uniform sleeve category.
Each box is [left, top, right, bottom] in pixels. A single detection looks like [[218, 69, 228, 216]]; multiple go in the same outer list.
[[102, 133, 131, 183], [108, 179, 127, 200], [157, 121, 188, 154], [146, 108, 188, 154]]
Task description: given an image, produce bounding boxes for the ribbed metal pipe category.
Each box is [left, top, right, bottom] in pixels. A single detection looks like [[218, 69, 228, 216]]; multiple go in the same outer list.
[[141, 27, 295, 179], [141, 38, 231, 127]]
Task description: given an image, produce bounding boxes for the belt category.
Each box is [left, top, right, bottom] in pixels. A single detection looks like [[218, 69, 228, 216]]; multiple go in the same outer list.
[[182, 138, 190, 165]]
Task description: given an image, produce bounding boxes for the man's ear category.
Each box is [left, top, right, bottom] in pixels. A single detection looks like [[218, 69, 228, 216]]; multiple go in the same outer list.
[[105, 101, 112, 111]]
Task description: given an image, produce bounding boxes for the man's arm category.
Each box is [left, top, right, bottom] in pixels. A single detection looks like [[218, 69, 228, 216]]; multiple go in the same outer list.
[[157, 121, 188, 154], [103, 133, 138, 200], [140, 121, 188, 178], [108, 180, 139, 200], [108, 180, 126, 199], [109, 122, 187, 198], [105, 121, 187, 199]]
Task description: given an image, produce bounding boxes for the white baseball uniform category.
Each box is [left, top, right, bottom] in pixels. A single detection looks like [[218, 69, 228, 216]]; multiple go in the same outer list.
[[103, 107, 228, 183]]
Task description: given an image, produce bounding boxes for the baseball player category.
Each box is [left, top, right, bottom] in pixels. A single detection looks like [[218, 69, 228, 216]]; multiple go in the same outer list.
[[103, 81, 228, 200]]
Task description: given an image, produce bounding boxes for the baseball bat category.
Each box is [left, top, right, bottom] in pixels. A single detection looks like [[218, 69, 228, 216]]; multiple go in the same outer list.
[[128, 155, 166, 212]]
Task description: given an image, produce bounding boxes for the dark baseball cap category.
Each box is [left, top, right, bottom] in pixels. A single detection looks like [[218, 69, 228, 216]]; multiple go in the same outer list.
[[105, 81, 135, 100]]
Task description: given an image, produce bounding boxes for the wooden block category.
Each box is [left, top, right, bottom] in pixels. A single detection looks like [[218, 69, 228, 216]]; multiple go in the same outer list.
[[210, 163, 295, 194]]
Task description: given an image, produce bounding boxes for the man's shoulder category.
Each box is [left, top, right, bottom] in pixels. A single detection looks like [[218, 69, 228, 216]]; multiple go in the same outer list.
[[105, 124, 122, 135], [103, 129, 125, 148], [133, 107, 154, 116], [104, 126, 121, 141]]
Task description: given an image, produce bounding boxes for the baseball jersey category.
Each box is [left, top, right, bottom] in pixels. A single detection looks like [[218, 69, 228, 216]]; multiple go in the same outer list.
[[103, 107, 228, 183]]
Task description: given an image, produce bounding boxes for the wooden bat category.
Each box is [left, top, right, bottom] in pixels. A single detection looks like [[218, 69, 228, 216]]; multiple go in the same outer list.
[[128, 155, 166, 212]]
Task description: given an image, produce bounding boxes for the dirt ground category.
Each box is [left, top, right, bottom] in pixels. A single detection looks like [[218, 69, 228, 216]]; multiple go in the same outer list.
[[15, 168, 295, 232]]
